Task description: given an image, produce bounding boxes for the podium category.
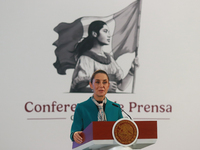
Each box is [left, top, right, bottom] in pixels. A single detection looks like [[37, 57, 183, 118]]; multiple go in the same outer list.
[[72, 120, 157, 150]]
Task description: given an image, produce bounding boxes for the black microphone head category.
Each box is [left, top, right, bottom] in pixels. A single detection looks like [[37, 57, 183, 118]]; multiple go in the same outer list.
[[112, 103, 119, 108]]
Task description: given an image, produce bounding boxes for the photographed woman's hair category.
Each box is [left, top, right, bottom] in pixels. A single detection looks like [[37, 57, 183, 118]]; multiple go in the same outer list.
[[90, 70, 109, 83], [74, 20, 107, 59]]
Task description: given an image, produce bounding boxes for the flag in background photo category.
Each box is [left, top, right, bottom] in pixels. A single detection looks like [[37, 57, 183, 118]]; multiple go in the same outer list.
[[53, 0, 142, 75]]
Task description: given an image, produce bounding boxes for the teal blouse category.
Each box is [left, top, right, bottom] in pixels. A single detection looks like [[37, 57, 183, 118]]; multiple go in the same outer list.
[[70, 97, 123, 141]]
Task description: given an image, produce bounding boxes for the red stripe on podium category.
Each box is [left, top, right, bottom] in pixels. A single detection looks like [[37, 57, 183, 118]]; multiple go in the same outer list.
[[135, 121, 157, 139]]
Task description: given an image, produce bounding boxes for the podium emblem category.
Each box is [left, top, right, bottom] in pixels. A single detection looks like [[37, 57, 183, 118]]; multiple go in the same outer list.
[[112, 118, 139, 146]]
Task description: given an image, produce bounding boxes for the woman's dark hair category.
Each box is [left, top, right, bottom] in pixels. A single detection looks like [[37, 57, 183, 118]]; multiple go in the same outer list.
[[74, 20, 107, 59], [90, 70, 109, 83]]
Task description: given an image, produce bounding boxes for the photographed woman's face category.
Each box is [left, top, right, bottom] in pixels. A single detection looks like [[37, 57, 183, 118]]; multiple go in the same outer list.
[[97, 25, 111, 45], [89, 73, 110, 100]]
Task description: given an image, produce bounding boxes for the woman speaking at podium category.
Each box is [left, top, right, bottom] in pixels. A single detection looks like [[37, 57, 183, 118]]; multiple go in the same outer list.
[[70, 70, 123, 144]]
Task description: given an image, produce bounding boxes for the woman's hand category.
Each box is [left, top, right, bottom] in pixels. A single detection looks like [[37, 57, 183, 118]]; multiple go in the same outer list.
[[131, 57, 139, 69], [129, 57, 139, 76], [73, 131, 83, 144], [118, 57, 140, 91], [108, 81, 117, 92]]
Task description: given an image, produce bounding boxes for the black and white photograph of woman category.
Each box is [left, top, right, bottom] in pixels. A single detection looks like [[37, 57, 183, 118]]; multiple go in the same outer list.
[[70, 20, 139, 93]]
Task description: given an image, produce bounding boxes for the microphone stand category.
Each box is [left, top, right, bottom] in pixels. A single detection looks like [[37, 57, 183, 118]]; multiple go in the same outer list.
[[112, 103, 132, 120]]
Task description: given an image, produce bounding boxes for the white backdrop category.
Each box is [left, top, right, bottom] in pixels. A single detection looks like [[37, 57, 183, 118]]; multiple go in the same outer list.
[[1, 0, 200, 150]]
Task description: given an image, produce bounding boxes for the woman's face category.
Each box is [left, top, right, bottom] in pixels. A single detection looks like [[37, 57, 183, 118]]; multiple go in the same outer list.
[[97, 25, 111, 45], [89, 73, 110, 100]]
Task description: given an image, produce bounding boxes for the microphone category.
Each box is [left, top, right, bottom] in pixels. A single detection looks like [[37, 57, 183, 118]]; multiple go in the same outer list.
[[112, 103, 132, 120]]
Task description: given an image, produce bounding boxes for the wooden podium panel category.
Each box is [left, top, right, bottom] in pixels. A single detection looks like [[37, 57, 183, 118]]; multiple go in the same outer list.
[[135, 121, 157, 139], [72, 121, 157, 150]]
